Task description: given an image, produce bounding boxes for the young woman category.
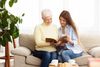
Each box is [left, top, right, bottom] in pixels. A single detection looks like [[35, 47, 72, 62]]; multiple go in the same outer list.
[[58, 10, 83, 62]]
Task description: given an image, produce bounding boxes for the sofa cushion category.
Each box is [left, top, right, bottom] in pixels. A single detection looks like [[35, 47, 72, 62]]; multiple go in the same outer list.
[[80, 34, 100, 51], [26, 55, 41, 66], [19, 34, 36, 51], [74, 54, 92, 66], [88, 47, 100, 57], [11, 47, 31, 56]]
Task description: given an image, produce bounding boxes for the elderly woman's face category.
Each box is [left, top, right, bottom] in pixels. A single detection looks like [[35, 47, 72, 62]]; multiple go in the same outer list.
[[43, 16, 52, 25]]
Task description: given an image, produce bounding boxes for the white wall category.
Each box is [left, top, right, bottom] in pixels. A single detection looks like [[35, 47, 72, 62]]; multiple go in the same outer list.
[[64, 0, 96, 34], [6, 0, 40, 34], [6, 0, 100, 34]]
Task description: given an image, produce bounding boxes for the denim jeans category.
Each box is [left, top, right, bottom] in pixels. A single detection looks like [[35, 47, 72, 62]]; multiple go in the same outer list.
[[32, 50, 57, 67], [61, 50, 83, 62]]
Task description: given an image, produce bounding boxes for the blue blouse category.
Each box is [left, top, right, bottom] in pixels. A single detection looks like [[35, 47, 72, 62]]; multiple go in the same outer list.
[[58, 25, 83, 54]]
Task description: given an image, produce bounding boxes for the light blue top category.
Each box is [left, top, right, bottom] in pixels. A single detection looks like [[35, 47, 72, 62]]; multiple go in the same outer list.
[[58, 25, 83, 54]]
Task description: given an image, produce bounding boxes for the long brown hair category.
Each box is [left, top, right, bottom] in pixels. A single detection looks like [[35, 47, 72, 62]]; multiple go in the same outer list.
[[59, 10, 79, 39]]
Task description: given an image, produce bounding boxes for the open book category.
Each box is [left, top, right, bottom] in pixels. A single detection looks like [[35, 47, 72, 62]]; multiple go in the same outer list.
[[46, 36, 68, 44], [46, 38, 57, 43], [46, 36, 69, 51]]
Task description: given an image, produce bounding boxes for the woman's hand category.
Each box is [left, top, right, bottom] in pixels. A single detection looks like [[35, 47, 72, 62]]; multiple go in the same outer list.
[[50, 42, 57, 46], [56, 41, 62, 45], [56, 41, 65, 46], [66, 35, 73, 44]]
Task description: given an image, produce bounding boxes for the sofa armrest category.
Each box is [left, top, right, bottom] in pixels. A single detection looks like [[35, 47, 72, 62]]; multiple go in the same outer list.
[[11, 47, 31, 56], [88, 47, 100, 57], [74, 54, 92, 66]]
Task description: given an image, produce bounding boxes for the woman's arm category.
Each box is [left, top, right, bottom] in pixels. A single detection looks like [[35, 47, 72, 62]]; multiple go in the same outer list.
[[34, 26, 50, 47], [69, 27, 78, 45]]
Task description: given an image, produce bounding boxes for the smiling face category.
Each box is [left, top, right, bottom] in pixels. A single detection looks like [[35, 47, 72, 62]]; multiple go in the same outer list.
[[41, 9, 52, 25], [42, 16, 52, 25], [59, 17, 67, 28]]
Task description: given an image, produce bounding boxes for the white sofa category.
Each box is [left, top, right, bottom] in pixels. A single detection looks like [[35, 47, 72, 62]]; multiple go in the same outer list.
[[11, 34, 100, 67]]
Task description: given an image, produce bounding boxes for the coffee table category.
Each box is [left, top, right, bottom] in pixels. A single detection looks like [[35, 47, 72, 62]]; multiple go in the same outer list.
[[88, 58, 100, 67], [49, 62, 79, 67]]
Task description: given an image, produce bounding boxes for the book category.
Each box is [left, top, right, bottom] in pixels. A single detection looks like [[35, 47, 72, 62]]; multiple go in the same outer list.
[[46, 36, 69, 51], [46, 38, 57, 43], [58, 36, 68, 43], [45, 36, 68, 44]]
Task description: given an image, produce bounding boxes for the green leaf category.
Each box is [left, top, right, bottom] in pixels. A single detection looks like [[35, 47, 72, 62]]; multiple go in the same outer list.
[[9, 14, 19, 24], [1, 10, 8, 29], [2, 20, 8, 29], [0, 13, 2, 19], [9, 0, 14, 7], [0, 37, 2, 44], [1, 31, 12, 46], [9, 23, 19, 39], [19, 18, 22, 23], [12, 26, 19, 38], [22, 13, 25, 16], [6, 31, 12, 42], [9, 15, 15, 21], [2, 10, 8, 20], [0, 8, 5, 11], [9, 23, 14, 34], [14, 16, 19, 24], [0, 37, 6, 46], [0, 0, 6, 8], [1, 35, 8, 46], [14, 0, 17, 3], [0, 18, 1, 26]]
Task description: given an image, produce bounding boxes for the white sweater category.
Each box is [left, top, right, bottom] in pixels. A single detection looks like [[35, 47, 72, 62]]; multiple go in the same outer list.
[[34, 23, 58, 52]]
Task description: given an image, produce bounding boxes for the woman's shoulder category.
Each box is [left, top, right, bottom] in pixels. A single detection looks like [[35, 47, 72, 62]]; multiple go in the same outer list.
[[67, 25, 74, 31], [34, 24, 43, 30], [66, 25, 72, 28]]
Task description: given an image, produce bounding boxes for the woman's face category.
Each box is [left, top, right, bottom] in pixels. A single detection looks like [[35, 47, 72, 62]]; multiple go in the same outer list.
[[42, 16, 52, 25], [59, 17, 67, 27]]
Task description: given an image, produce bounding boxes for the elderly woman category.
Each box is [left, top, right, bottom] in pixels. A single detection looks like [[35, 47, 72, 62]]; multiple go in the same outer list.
[[33, 9, 58, 67]]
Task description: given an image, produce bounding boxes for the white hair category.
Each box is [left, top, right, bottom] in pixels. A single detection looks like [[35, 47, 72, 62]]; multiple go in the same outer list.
[[41, 9, 52, 18]]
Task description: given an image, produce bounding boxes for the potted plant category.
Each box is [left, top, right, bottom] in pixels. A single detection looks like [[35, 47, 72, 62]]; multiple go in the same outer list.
[[0, 0, 24, 67], [0, 0, 24, 46]]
